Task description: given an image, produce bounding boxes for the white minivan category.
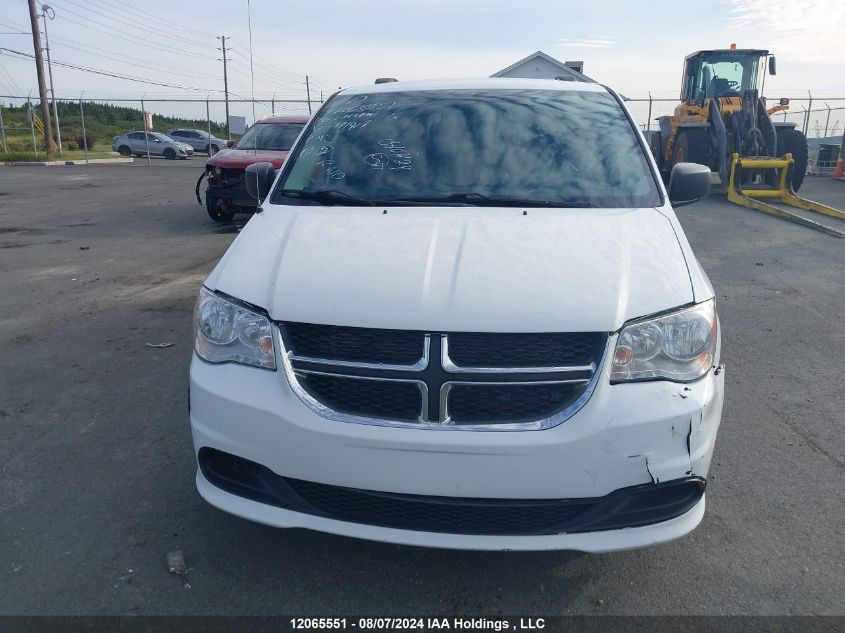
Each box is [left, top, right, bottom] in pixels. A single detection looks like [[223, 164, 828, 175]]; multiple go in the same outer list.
[[189, 78, 724, 552]]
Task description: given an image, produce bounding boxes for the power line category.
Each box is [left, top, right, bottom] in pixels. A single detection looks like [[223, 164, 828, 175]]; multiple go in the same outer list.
[[0, 18, 219, 80], [229, 58, 303, 87], [228, 42, 303, 82], [49, 0, 214, 49], [0, 47, 224, 93], [101, 0, 218, 38], [12, 0, 217, 60], [48, 38, 220, 81], [0, 59, 24, 94], [228, 58, 304, 92]]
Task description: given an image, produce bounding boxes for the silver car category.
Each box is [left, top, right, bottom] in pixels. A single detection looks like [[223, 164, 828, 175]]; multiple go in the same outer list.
[[165, 128, 226, 155], [112, 131, 194, 159]]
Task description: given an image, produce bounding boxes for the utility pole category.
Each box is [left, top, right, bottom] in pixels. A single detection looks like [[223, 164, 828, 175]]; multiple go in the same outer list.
[[305, 74, 312, 114], [41, 4, 61, 152], [27, 0, 53, 157], [217, 35, 231, 139]]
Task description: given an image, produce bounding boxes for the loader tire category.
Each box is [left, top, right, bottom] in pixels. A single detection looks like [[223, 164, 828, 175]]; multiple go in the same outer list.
[[671, 129, 709, 168], [778, 128, 808, 192], [648, 130, 664, 173]]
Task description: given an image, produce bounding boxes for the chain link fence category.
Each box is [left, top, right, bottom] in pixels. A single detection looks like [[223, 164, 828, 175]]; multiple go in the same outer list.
[[2, 92, 842, 169], [0, 95, 318, 161], [623, 95, 845, 140]]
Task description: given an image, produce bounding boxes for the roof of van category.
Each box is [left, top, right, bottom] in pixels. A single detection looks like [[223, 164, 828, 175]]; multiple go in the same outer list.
[[256, 115, 310, 124], [341, 78, 609, 96]]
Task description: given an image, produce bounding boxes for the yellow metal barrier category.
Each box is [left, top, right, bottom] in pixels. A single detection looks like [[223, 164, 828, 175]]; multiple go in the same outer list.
[[32, 114, 59, 153], [726, 153, 845, 238]]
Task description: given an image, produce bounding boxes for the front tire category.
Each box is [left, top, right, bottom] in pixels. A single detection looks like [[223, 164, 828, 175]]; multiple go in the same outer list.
[[778, 128, 808, 192], [649, 130, 665, 173], [207, 144, 219, 156], [163, 148, 176, 160], [206, 194, 235, 223], [118, 145, 131, 156], [671, 128, 709, 168]]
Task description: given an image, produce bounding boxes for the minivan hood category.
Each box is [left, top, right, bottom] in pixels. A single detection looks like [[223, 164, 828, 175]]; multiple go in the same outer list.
[[206, 205, 695, 332]]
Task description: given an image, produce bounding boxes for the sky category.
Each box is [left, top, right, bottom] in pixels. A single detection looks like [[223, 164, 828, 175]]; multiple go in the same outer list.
[[0, 0, 843, 103]]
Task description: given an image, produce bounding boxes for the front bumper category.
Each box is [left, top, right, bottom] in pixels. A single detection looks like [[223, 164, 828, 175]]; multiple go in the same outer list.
[[205, 171, 255, 208], [189, 338, 724, 551], [197, 467, 706, 552]]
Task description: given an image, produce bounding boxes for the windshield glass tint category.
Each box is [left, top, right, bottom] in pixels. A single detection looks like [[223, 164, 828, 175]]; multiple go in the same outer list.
[[692, 52, 760, 99], [274, 89, 660, 207], [236, 123, 304, 151]]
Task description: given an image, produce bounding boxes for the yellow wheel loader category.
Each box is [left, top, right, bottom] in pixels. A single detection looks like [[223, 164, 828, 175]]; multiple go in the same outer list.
[[650, 46, 845, 237]]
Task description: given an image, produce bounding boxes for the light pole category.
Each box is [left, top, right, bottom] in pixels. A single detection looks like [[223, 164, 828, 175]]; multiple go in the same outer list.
[[41, 3, 61, 152]]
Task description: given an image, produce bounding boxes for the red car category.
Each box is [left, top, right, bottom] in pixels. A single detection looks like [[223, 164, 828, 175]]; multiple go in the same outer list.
[[198, 115, 309, 222]]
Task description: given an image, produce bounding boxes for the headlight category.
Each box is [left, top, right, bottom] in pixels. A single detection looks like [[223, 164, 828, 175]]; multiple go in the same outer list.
[[611, 300, 717, 383], [213, 166, 222, 176], [193, 287, 276, 370]]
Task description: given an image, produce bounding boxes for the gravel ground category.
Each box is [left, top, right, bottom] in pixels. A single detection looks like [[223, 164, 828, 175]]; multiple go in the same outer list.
[[0, 165, 843, 615]]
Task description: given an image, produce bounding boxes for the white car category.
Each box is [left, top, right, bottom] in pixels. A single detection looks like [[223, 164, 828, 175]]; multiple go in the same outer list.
[[189, 78, 724, 552]]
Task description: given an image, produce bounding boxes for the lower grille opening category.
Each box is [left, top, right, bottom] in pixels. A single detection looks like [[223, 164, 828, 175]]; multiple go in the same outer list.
[[199, 448, 706, 536]]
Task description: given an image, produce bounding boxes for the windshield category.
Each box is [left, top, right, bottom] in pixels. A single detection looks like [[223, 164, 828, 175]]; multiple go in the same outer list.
[[690, 52, 761, 100], [235, 123, 304, 151], [273, 89, 660, 208]]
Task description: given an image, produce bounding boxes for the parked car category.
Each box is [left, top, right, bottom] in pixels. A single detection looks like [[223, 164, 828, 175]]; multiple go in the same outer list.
[[199, 115, 308, 222], [165, 128, 225, 155], [112, 131, 194, 159], [190, 78, 723, 552]]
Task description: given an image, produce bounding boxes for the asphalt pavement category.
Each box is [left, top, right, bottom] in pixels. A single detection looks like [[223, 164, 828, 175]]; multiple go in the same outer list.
[[0, 165, 843, 615]]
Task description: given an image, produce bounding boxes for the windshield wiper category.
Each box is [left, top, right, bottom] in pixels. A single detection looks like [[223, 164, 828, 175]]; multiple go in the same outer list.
[[278, 189, 375, 206], [386, 192, 595, 207]]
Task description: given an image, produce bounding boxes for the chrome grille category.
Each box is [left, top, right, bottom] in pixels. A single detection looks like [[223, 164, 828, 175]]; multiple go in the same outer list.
[[280, 324, 607, 430]]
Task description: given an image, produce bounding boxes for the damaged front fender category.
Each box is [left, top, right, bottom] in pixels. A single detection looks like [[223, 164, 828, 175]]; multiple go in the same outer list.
[[608, 365, 726, 487]]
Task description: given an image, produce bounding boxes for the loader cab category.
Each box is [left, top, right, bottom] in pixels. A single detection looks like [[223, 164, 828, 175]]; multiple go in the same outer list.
[[681, 49, 769, 105]]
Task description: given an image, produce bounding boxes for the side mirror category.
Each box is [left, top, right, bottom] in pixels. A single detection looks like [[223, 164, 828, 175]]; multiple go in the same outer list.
[[244, 162, 276, 201], [768, 55, 776, 76], [668, 163, 711, 207], [226, 139, 236, 148], [779, 97, 789, 106]]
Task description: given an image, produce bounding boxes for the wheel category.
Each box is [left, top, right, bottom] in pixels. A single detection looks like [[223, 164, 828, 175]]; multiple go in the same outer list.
[[777, 128, 808, 192], [118, 145, 131, 156], [648, 130, 664, 172], [163, 148, 176, 160], [206, 194, 235, 223], [671, 128, 709, 167], [207, 144, 219, 156]]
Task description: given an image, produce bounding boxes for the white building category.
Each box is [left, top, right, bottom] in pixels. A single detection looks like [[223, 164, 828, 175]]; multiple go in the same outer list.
[[491, 51, 592, 82]]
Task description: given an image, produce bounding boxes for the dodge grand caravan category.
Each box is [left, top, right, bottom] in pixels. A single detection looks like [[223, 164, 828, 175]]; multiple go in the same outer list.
[[189, 78, 724, 552]]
